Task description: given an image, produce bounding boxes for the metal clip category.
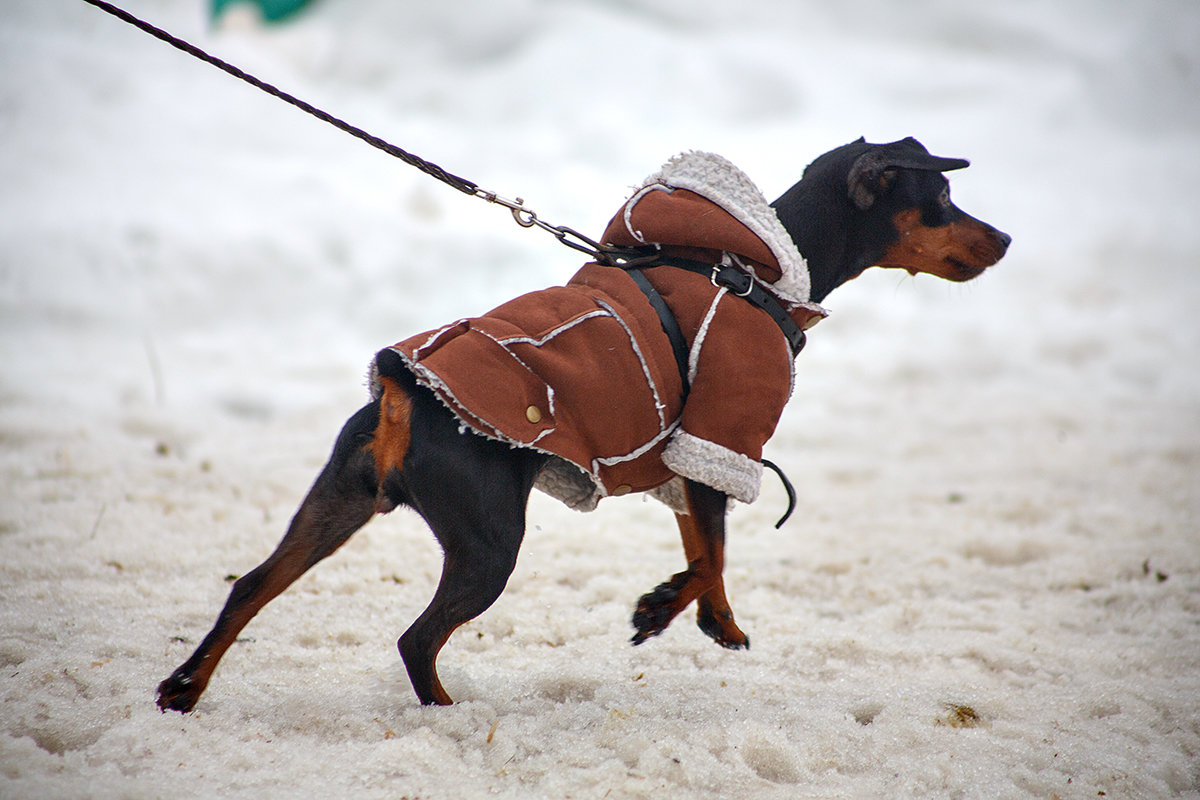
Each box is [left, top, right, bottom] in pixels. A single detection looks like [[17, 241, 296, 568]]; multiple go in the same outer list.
[[476, 188, 659, 267], [477, 191, 538, 227]]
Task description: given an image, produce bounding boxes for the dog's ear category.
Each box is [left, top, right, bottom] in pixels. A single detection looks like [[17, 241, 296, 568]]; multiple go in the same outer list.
[[848, 138, 970, 210], [889, 137, 970, 172], [847, 150, 898, 210]]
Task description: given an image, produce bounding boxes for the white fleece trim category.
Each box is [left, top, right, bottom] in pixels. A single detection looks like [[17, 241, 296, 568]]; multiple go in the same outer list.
[[593, 419, 679, 471], [689, 289, 725, 386], [595, 298, 669, 428], [535, 458, 601, 512], [495, 309, 610, 347], [644, 151, 810, 304], [648, 476, 689, 514], [623, 184, 669, 243], [411, 319, 469, 358], [662, 431, 762, 505]]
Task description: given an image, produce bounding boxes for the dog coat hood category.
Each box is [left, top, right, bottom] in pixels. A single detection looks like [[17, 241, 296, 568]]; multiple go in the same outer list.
[[614, 151, 812, 305], [372, 152, 824, 512]]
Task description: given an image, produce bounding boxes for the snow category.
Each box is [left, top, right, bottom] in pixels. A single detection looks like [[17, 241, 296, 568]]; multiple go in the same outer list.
[[2, 0, 1199, 797]]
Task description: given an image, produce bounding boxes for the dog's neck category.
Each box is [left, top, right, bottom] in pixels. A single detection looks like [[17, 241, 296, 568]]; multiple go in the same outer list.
[[771, 181, 882, 305]]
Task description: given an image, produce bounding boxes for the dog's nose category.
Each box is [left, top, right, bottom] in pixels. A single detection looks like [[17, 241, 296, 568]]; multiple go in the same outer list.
[[996, 230, 1012, 251]]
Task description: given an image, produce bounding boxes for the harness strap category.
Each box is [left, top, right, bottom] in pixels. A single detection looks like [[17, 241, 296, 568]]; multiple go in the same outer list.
[[626, 269, 692, 400], [650, 256, 807, 357], [623, 261, 798, 528]]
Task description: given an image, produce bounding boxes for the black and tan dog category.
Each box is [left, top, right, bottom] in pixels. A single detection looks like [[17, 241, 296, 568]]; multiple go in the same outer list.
[[157, 138, 1009, 711]]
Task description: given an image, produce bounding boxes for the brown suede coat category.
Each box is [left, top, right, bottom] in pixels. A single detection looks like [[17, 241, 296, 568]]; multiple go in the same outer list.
[[374, 153, 826, 511]]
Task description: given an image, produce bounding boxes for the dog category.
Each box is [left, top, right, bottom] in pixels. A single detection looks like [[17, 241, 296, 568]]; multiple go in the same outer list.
[[156, 137, 1010, 711]]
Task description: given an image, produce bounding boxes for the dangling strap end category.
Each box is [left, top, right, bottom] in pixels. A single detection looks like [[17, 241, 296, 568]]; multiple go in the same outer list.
[[761, 458, 796, 529]]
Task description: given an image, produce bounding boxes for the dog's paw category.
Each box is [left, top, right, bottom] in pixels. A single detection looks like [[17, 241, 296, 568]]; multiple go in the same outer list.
[[697, 607, 750, 650], [630, 598, 672, 645], [630, 576, 686, 645], [156, 668, 204, 713]]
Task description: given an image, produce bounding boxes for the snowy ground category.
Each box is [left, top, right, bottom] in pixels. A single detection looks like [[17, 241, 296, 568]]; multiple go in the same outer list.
[[2, 0, 1199, 797]]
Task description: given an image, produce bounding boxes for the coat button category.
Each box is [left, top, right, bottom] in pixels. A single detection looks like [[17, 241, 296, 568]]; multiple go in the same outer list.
[[612, 484, 632, 496], [525, 405, 542, 424]]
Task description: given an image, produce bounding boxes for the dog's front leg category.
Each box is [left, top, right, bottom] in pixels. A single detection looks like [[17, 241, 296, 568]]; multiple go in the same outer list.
[[685, 502, 750, 651], [631, 480, 746, 648]]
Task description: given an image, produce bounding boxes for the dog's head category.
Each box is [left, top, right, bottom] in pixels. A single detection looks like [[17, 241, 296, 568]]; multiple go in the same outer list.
[[844, 137, 1010, 282], [774, 137, 1010, 300]]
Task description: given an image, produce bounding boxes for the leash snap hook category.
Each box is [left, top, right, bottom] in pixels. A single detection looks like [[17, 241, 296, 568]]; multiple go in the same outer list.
[[511, 204, 538, 228], [478, 190, 538, 228]]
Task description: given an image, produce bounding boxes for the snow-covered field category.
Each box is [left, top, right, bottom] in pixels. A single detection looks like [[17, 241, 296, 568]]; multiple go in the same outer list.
[[3, 0, 1198, 797]]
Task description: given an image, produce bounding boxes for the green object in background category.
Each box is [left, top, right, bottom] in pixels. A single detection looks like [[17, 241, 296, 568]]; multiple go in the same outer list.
[[211, 0, 316, 23]]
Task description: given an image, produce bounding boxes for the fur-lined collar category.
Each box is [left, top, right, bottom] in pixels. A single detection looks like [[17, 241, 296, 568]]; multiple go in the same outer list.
[[641, 152, 811, 304]]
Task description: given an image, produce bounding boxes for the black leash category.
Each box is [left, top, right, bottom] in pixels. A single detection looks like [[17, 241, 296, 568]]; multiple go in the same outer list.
[[82, 0, 475, 193], [83, 0, 798, 527], [80, 0, 643, 266]]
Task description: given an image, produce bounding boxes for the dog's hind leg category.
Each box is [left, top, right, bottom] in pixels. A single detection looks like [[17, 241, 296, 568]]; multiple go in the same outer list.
[[398, 530, 523, 706], [395, 381, 547, 705], [155, 401, 383, 713], [631, 480, 746, 647]]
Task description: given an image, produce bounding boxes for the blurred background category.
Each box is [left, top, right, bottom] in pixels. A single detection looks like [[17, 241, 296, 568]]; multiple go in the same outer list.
[[3, 0, 1197, 425]]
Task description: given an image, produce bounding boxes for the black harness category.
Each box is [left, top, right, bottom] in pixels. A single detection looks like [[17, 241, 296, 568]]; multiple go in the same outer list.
[[620, 256, 801, 528], [626, 257, 807, 391]]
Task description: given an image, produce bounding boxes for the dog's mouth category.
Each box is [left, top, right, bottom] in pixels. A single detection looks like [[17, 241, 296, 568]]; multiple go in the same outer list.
[[898, 256, 988, 282], [891, 229, 1009, 283], [945, 233, 1011, 280], [884, 213, 1010, 283], [942, 258, 989, 282]]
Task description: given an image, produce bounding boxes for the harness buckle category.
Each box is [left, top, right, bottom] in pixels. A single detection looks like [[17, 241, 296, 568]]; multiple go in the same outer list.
[[710, 265, 754, 297]]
